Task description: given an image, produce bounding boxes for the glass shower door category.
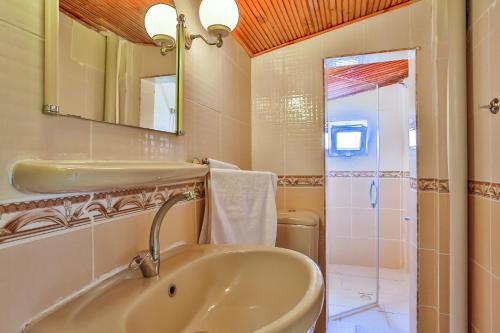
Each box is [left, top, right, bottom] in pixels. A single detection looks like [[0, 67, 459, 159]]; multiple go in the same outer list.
[[325, 72, 380, 320]]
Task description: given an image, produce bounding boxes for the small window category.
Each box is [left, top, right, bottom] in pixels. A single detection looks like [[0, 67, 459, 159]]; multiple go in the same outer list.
[[409, 127, 417, 150], [329, 121, 368, 157]]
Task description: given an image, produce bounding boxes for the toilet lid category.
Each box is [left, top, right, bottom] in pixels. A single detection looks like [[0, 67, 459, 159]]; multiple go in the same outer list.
[[277, 209, 319, 226]]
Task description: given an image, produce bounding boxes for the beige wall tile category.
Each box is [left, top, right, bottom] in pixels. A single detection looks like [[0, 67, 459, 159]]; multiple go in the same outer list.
[[352, 208, 376, 239], [438, 194, 450, 254], [328, 206, 351, 238], [492, 201, 500, 278], [380, 239, 402, 269], [94, 202, 196, 277], [284, 187, 325, 219], [380, 209, 402, 240], [470, 262, 492, 333], [493, 276, 500, 332], [439, 313, 449, 333], [0, 0, 44, 37], [419, 249, 437, 306], [276, 187, 285, 210], [419, 192, 437, 250], [0, 229, 93, 332], [195, 198, 205, 238], [418, 306, 438, 333], [438, 254, 450, 315], [326, 178, 351, 208], [469, 195, 492, 269], [351, 178, 373, 209], [380, 178, 402, 210]]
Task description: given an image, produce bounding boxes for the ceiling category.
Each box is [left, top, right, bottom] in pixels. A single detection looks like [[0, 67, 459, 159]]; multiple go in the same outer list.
[[60, 0, 415, 56], [59, 0, 173, 44], [326, 59, 409, 100], [232, 0, 416, 56]]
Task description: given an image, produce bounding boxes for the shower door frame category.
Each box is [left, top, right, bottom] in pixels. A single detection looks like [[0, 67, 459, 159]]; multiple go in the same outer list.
[[324, 63, 381, 321]]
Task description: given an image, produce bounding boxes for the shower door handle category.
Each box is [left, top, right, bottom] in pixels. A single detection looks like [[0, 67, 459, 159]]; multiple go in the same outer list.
[[369, 180, 378, 208]]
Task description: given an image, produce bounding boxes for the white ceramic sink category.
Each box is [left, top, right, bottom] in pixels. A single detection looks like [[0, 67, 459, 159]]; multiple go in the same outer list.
[[25, 244, 324, 333]]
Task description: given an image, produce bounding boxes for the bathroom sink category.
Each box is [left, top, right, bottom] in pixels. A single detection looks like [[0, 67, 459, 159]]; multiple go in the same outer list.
[[25, 244, 324, 333]]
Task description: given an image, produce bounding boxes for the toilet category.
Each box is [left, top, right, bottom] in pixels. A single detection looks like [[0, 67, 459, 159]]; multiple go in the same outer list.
[[276, 209, 319, 263]]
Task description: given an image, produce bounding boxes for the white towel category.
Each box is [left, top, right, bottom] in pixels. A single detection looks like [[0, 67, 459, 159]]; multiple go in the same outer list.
[[207, 158, 240, 170], [199, 169, 278, 246]]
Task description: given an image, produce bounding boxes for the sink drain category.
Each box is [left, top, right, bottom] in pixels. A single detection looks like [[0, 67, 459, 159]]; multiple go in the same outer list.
[[168, 284, 176, 297]]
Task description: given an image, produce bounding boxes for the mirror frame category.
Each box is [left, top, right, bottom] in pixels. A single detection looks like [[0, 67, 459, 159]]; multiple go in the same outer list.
[[43, 0, 184, 136]]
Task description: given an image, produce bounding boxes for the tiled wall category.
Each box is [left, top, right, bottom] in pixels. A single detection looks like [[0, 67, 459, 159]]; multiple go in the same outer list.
[[0, 0, 251, 332], [467, 0, 500, 332], [328, 172, 411, 270], [251, 1, 451, 331]]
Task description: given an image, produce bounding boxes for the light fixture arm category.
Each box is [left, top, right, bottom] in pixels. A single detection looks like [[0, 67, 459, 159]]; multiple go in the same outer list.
[[187, 33, 223, 49], [177, 14, 223, 50]]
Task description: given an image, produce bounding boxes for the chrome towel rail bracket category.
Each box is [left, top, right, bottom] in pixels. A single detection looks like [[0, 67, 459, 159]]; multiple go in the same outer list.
[[480, 98, 500, 114]]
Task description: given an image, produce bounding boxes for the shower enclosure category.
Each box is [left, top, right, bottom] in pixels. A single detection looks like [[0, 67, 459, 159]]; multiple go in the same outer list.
[[324, 69, 380, 319]]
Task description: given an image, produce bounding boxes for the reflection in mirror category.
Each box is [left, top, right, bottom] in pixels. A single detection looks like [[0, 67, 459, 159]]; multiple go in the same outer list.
[[140, 75, 177, 132], [57, 8, 178, 133]]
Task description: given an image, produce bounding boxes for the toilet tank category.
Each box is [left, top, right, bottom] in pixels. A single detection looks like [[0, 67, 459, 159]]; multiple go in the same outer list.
[[276, 209, 319, 263]]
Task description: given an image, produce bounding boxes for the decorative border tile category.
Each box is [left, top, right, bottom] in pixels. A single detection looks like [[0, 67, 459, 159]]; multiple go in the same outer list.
[[468, 180, 500, 200], [278, 175, 324, 187], [0, 179, 205, 244], [408, 178, 449, 193]]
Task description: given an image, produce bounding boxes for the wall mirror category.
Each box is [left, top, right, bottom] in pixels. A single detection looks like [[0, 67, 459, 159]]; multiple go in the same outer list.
[[44, 0, 183, 135]]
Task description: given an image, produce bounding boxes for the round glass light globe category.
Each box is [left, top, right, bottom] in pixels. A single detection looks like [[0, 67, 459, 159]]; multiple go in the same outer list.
[[144, 4, 177, 41], [199, 0, 239, 33]]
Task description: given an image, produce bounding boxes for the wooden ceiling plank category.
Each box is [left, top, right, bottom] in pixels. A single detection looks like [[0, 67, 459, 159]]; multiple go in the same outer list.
[[288, 0, 307, 37], [248, 0, 283, 46], [317, 0, 329, 30], [373, 0, 381, 12], [232, 30, 258, 55], [329, 0, 339, 26], [366, 0, 375, 14], [272, 0, 299, 40], [354, 0, 362, 18], [360, 0, 368, 16], [238, 12, 273, 51], [342, 0, 349, 23], [348, 0, 356, 20], [323, 0, 333, 27], [237, 0, 278, 49], [305, 0, 321, 32], [256, 0, 289, 44], [379, 0, 387, 10], [237, 16, 267, 52], [298, 0, 316, 34]]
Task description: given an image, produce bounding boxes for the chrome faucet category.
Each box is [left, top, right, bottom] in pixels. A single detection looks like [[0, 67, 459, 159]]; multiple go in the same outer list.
[[131, 191, 195, 278]]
